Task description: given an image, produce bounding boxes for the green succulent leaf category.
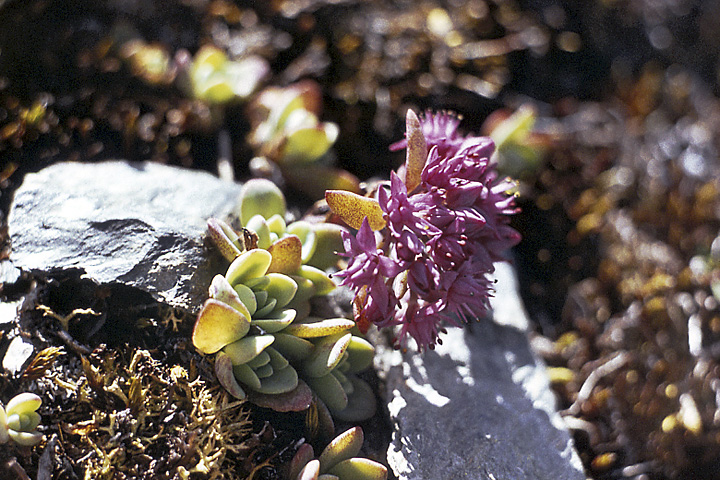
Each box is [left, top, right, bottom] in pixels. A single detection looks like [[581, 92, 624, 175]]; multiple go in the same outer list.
[[271, 333, 315, 362], [284, 318, 355, 338], [246, 350, 271, 369], [256, 364, 299, 394], [233, 283, 258, 315], [306, 371, 348, 412], [215, 352, 247, 399], [246, 215, 272, 249], [249, 379, 313, 412], [6, 412, 41, 432], [332, 377, 377, 423], [193, 299, 251, 354], [239, 178, 286, 226], [245, 275, 271, 291], [263, 273, 299, 310], [266, 346, 290, 370], [8, 430, 44, 447], [223, 334, 275, 365], [233, 363, 262, 390], [255, 297, 278, 318], [252, 308, 296, 333], [318, 427, 364, 474], [327, 458, 388, 480], [207, 218, 243, 261], [209, 275, 253, 320], [344, 336, 375, 374], [304, 333, 352, 378], [282, 123, 339, 163], [298, 265, 336, 296], [305, 223, 345, 270], [226, 248, 272, 286], [289, 275, 317, 304], [6, 393, 42, 416], [286, 221, 317, 263], [254, 363, 274, 379], [266, 214, 287, 236]]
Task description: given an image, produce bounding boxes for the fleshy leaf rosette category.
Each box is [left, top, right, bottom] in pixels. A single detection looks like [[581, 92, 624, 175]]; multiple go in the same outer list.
[[288, 427, 388, 480], [326, 109, 521, 349], [246, 81, 360, 199], [0, 393, 44, 446], [194, 180, 376, 420], [186, 45, 269, 104]]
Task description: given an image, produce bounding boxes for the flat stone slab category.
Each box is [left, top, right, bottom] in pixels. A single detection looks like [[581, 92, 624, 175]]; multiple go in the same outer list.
[[8, 161, 243, 312], [377, 262, 585, 480]]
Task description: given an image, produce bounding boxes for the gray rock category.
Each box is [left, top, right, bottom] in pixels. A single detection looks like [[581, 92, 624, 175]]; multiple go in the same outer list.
[[376, 262, 586, 480], [3, 336, 34, 375], [8, 161, 243, 312]]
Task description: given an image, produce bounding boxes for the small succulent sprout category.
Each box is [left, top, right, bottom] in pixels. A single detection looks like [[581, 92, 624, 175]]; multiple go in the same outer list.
[[0, 393, 44, 447], [290, 427, 388, 480], [120, 39, 176, 86], [248, 80, 338, 164], [483, 104, 548, 178], [188, 45, 269, 104], [246, 81, 360, 199]]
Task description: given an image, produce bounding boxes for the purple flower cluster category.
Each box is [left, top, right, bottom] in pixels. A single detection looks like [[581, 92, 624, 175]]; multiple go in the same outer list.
[[336, 111, 520, 349]]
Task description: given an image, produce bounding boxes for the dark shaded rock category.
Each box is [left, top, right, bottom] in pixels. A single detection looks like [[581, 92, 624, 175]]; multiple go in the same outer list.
[[376, 262, 585, 480], [8, 161, 243, 313]]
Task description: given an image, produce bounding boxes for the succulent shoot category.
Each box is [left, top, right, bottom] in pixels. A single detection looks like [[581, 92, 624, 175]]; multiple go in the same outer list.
[[246, 81, 360, 199], [327, 110, 521, 350], [187, 45, 269, 104], [0, 393, 44, 447], [288, 427, 388, 480], [195, 179, 376, 420]]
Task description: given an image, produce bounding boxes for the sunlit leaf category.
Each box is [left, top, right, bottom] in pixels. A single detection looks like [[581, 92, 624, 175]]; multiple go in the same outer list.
[[193, 299, 250, 354], [268, 235, 303, 274], [403, 109, 428, 193], [284, 318, 355, 338], [239, 178, 286, 226], [327, 458, 388, 480], [318, 427, 364, 473], [325, 190, 386, 231]]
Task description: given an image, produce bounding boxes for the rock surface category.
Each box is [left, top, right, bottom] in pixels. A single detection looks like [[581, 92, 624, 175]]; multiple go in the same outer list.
[[8, 161, 243, 312], [376, 262, 586, 480]]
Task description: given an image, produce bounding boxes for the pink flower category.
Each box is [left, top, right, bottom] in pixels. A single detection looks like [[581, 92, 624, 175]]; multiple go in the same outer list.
[[337, 110, 520, 349]]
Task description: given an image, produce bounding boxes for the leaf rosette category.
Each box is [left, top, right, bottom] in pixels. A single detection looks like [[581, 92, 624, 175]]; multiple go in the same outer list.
[[194, 179, 376, 419]]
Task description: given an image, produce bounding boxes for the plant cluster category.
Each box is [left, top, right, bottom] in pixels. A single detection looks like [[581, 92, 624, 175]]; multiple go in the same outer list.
[[288, 427, 387, 480], [0, 392, 44, 447], [193, 179, 376, 427]]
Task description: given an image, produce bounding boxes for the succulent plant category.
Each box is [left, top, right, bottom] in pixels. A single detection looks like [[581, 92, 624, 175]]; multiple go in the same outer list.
[[287, 427, 387, 480], [0, 393, 44, 447], [194, 179, 376, 420], [483, 104, 549, 179], [185, 45, 269, 104], [246, 81, 360, 199]]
